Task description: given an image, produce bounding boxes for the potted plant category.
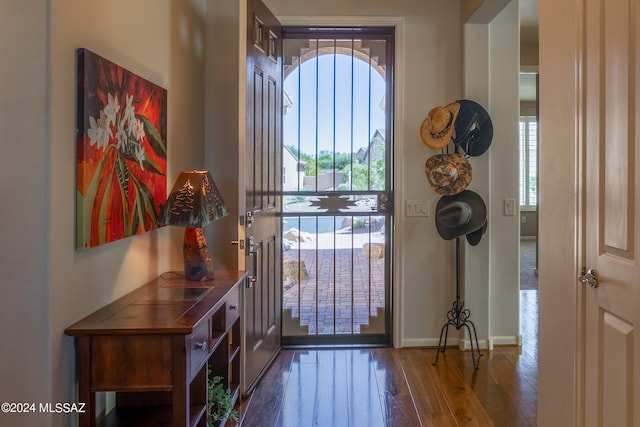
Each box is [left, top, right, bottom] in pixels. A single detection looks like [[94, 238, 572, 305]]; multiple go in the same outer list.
[[207, 374, 238, 426]]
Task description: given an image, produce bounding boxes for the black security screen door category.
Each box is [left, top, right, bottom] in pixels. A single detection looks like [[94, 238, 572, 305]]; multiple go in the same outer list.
[[281, 27, 394, 346]]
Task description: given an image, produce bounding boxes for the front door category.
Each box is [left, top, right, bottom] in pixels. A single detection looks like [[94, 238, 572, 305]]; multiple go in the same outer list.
[[583, 0, 640, 424], [243, 0, 282, 394]]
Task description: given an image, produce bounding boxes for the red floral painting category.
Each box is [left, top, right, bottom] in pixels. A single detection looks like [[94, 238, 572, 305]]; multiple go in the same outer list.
[[76, 48, 167, 249]]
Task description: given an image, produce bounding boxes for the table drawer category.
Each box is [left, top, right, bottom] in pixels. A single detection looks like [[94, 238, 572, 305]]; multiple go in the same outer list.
[[188, 320, 209, 379], [226, 285, 240, 329]]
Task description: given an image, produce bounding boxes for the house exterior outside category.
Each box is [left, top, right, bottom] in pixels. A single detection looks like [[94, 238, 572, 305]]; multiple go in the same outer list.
[[282, 145, 306, 191]]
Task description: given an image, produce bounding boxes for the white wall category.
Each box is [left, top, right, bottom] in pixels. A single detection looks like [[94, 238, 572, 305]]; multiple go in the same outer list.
[[205, 0, 244, 270], [1, 1, 208, 426], [486, 1, 520, 344], [463, 22, 492, 346], [0, 2, 50, 426], [521, 42, 539, 68], [461, 1, 520, 348]]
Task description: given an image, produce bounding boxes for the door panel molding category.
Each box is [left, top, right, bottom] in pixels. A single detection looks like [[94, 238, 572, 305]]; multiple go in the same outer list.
[[599, 0, 636, 255]]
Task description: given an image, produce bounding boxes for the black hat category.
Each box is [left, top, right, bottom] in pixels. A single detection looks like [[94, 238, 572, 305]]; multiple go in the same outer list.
[[466, 219, 487, 246], [453, 99, 493, 157], [435, 190, 487, 240]]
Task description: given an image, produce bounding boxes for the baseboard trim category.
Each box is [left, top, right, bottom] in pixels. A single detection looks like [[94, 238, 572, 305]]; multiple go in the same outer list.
[[403, 337, 494, 350], [488, 335, 521, 347], [458, 339, 490, 350], [402, 337, 458, 348]]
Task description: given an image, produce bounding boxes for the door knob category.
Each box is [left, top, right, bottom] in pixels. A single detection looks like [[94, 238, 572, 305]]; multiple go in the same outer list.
[[578, 268, 599, 288]]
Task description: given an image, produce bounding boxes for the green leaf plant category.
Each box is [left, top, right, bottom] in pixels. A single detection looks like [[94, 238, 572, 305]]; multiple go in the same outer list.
[[207, 374, 238, 426]]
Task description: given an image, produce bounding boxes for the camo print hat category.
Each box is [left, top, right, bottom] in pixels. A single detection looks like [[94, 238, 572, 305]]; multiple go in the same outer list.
[[425, 153, 472, 196]]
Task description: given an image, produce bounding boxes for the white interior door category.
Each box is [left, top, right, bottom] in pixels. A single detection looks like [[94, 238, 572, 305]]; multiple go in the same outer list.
[[583, 0, 640, 424]]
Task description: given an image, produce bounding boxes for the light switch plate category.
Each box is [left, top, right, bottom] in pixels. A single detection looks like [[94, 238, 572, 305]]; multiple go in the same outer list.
[[406, 200, 429, 217], [504, 198, 516, 216]]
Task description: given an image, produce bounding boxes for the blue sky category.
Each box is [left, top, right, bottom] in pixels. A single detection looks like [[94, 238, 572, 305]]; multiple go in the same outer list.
[[283, 53, 386, 155]]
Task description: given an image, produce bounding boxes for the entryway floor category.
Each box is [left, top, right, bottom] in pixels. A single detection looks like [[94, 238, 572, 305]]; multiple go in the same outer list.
[[239, 289, 538, 426]]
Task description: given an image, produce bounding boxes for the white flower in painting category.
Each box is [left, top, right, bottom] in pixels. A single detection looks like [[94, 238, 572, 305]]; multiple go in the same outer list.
[[131, 117, 146, 141], [104, 93, 120, 127], [134, 142, 145, 170], [87, 110, 111, 150], [115, 121, 127, 150], [86, 92, 149, 167], [123, 94, 136, 128]]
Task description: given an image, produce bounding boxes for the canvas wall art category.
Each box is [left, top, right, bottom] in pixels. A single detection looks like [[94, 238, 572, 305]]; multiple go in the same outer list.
[[76, 48, 167, 249]]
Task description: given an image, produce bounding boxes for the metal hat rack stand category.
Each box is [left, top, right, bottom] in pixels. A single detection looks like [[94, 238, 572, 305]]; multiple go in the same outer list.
[[432, 237, 483, 369]]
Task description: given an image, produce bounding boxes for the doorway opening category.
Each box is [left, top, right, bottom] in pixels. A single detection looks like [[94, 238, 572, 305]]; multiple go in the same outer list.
[[280, 27, 395, 346], [519, 71, 538, 291], [519, 71, 538, 361]]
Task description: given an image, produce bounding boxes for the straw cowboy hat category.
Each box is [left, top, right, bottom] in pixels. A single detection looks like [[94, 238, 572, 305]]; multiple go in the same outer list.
[[435, 190, 487, 240], [425, 153, 472, 195], [453, 99, 493, 157], [420, 102, 460, 150]]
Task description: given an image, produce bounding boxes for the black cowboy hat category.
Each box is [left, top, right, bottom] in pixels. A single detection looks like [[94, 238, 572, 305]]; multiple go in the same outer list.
[[435, 190, 487, 240], [453, 99, 493, 157], [466, 219, 487, 246]]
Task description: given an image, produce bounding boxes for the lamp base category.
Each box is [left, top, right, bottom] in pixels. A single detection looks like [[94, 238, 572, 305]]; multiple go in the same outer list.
[[183, 227, 215, 281]]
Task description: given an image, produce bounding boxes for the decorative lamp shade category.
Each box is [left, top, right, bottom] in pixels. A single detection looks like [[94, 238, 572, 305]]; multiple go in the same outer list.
[[160, 170, 228, 281], [160, 170, 228, 227]]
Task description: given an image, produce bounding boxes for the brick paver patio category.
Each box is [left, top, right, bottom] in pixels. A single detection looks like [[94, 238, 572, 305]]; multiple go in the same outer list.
[[282, 231, 386, 335]]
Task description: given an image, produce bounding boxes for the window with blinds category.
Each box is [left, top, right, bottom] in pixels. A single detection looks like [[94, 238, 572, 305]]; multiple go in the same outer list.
[[519, 117, 538, 209]]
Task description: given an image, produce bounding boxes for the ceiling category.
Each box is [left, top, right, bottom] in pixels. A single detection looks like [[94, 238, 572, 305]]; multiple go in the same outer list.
[[519, 0, 538, 101], [519, 0, 539, 46]]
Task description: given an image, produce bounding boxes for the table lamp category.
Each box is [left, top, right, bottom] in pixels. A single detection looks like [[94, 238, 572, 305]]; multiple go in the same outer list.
[[160, 170, 228, 281]]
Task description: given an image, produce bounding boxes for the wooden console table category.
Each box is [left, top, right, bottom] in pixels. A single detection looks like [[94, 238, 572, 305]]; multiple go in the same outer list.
[[65, 270, 247, 427]]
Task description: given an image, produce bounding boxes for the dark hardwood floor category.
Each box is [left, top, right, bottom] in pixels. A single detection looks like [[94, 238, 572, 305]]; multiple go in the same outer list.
[[234, 291, 538, 426]]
